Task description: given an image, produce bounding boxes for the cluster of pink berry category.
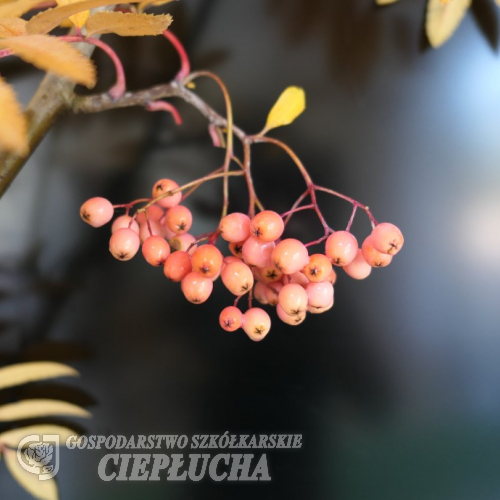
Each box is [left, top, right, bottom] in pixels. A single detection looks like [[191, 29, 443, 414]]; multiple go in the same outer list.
[[80, 177, 404, 342]]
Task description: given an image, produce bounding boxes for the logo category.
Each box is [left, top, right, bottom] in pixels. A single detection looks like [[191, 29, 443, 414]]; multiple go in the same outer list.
[[17, 434, 60, 480]]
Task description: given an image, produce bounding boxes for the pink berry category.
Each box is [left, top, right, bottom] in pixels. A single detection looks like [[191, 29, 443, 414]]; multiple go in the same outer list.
[[276, 304, 306, 325], [169, 233, 197, 254], [288, 272, 309, 286], [139, 220, 163, 243], [265, 282, 283, 306], [229, 241, 245, 258], [164, 205, 193, 235], [111, 215, 139, 234], [191, 244, 223, 279], [278, 283, 309, 316], [302, 254, 332, 282], [219, 306, 244, 332], [249, 210, 284, 242], [305, 281, 334, 310], [362, 236, 393, 267], [243, 308, 271, 341], [219, 213, 251, 243], [325, 231, 358, 266], [343, 248, 372, 280], [307, 299, 333, 314], [136, 205, 164, 225], [253, 282, 269, 305], [109, 228, 141, 261], [181, 272, 213, 304], [152, 179, 182, 209], [327, 267, 337, 285], [272, 238, 309, 275], [222, 256, 243, 269], [254, 266, 283, 283], [142, 236, 170, 266], [163, 251, 192, 282], [242, 237, 275, 268], [80, 197, 114, 228], [221, 262, 254, 296], [371, 222, 404, 256]]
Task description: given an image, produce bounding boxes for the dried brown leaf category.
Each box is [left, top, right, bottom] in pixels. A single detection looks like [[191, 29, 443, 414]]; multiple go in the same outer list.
[[0, 75, 28, 155], [85, 11, 172, 36]]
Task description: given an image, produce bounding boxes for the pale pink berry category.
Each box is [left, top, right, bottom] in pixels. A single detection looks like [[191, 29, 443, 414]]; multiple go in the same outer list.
[[272, 238, 309, 275], [242, 237, 275, 268], [109, 228, 141, 261], [142, 236, 170, 266], [278, 283, 309, 316], [243, 308, 271, 341], [362, 236, 393, 267], [325, 231, 358, 266], [191, 244, 223, 279], [343, 248, 372, 280], [164, 251, 192, 282], [265, 282, 283, 306], [371, 222, 404, 256], [305, 281, 334, 310], [139, 220, 163, 243], [152, 178, 182, 208], [327, 267, 337, 285], [253, 282, 269, 305], [169, 233, 197, 254], [111, 215, 139, 234], [163, 225, 177, 240], [164, 205, 193, 235], [221, 262, 254, 296], [303, 254, 332, 282], [229, 241, 245, 258], [80, 197, 114, 228], [249, 210, 284, 242], [307, 299, 333, 314], [219, 306, 244, 332], [219, 213, 251, 243], [181, 272, 213, 304], [136, 205, 164, 225], [276, 304, 306, 325], [288, 272, 309, 286], [222, 256, 243, 270]]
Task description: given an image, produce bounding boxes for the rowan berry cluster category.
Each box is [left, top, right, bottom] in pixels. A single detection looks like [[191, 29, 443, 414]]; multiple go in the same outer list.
[[80, 176, 404, 341]]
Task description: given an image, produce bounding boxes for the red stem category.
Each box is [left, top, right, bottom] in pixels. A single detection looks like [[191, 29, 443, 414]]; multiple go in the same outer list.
[[163, 30, 191, 81], [146, 100, 182, 125]]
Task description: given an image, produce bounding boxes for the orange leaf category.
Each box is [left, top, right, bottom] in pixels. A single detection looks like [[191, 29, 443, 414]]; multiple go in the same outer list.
[[0, 75, 28, 155], [426, 0, 471, 47], [56, 0, 90, 29], [137, 0, 176, 12], [27, 0, 140, 34], [0, 0, 43, 19], [0, 35, 96, 88], [85, 11, 172, 36], [0, 18, 27, 37]]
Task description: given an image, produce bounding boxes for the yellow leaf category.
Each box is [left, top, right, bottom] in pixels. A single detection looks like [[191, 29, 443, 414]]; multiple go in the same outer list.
[[376, 0, 400, 4], [4, 448, 58, 500], [0, 399, 91, 421], [0, 18, 27, 37], [0, 0, 43, 19], [264, 86, 306, 132], [0, 75, 28, 155], [27, 0, 141, 34], [426, 0, 471, 48], [496, 0, 500, 6], [0, 425, 78, 448], [137, 0, 175, 12], [85, 11, 172, 36], [0, 362, 78, 390], [0, 35, 96, 88], [56, 0, 89, 29]]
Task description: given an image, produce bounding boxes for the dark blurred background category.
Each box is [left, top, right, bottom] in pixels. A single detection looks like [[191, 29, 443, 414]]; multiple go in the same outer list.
[[1, 0, 500, 499]]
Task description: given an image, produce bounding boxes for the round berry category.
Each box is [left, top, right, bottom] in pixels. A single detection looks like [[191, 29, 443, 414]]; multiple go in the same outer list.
[[163, 251, 192, 282], [325, 231, 358, 266], [191, 244, 223, 279], [243, 308, 271, 341], [219, 213, 251, 243], [255, 265, 283, 283], [152, 178, 182, 208], [164, 205, 193, 235], [136, 205, 164, 225], [362, 236, 393, 267], [181, 272, 213, 304], [327, 267, 337, 285], [278, 283, 309, 316], [305, 281, 334, 310], [139, 220, 163, 243], [303, 254, 332, 282], [272, 238, 309, 275], [111, 215, 139, 234], [109, 228, 141, 261], [80, 197, 114, 228], [253, 282, 269, 305], [242, 237, 275, 268], [221, 262, 254, 296], [343, 249, 372, 280], [307, 299, 333, 314], [249, 210, 284, 242], [219, 306, 244, 332], [169, 233, 197, 254], [288, 272, 309, 286], [229, 241, 245, 258], [277, 304, 306, 325], [371, 222, 404, 255], [142, 236, 170, 266], [265, 282, 283, 306], [222, 256, 243, 270]]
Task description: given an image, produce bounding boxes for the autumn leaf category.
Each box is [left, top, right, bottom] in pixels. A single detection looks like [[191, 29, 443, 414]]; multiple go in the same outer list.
[[0, 399, 91, 421], [0, 76, 28, 155], [56, 0, 90, 29], [27, 0, 141, 34], [0, 425, 78, 448], [0, 18, 27, 37], [4, 448, 58, 500], [137, 0, 176, 12], [264, 86, 306, 133], [0, 0, 44, 19], [0, 35, 96, 88], [376, 0, 400, 4], [0, 362, 78, 390], [85, 11, 172, 37], [426, 0, 471, 47]]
